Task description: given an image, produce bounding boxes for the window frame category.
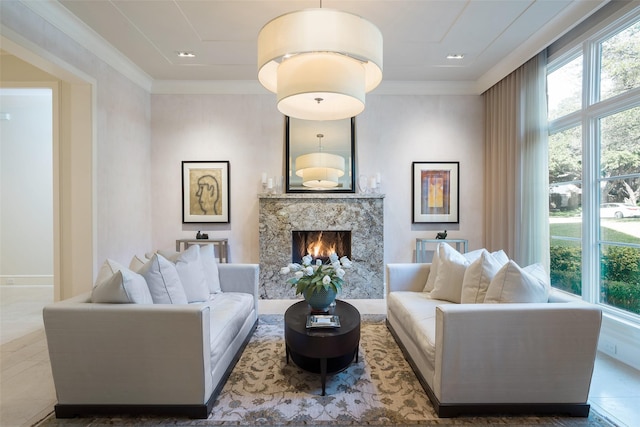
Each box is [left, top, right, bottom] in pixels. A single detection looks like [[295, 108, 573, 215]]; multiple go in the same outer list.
[[547, 7, 640, 324]]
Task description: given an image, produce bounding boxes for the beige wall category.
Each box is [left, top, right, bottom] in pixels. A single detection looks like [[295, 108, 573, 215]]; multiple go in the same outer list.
[[1, 1, 152, 298], [151, 93, 484, 265]]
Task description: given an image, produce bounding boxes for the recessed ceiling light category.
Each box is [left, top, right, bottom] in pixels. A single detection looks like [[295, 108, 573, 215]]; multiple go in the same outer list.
[[177, 51, 196, 58], [447, 54, 464, 60]]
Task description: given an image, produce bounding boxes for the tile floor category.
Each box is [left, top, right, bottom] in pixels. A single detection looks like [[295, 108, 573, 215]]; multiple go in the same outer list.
[[1, 286, 639, 427]]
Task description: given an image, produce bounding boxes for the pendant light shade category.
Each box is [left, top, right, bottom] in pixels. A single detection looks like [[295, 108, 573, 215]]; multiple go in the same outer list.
[[300, 167, 341, 188], [295, 133, 345, 188], [295, 152, 345, 178], [258, 8, 383, 120]]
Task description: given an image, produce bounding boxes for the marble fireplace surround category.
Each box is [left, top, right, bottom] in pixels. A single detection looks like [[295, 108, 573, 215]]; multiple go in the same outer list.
[[259, 194, 384, 299]]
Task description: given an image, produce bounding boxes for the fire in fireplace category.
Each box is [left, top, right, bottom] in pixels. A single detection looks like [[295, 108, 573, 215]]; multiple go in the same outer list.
[[291, 230, 351, 263]]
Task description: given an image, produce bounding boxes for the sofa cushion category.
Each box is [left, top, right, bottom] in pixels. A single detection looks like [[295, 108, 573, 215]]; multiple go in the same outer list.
[[484, 261, 550, 303], [429, 243, 470, 303], [91, 259, 153, 304], [139, 253, 189, 304], [461, 250, 509, 303], [206, 292, 255, 367], [387, 292, 452, 369], [160, 245, 210, 303], [200, 244, 222, 294]]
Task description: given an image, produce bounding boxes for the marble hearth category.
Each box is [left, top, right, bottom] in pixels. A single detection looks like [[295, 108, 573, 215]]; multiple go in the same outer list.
[[259, 194, 384, 299]]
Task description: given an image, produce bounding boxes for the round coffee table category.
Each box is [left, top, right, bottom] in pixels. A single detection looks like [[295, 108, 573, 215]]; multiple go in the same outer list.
[[284, 300, 361, 396]]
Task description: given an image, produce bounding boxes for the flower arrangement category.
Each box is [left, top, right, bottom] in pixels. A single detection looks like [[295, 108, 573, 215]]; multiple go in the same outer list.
[[280, 253, 353, 296]]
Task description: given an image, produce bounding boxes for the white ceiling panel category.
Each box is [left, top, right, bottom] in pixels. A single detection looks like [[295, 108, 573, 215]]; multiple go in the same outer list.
[[55, 0, 609, 89]]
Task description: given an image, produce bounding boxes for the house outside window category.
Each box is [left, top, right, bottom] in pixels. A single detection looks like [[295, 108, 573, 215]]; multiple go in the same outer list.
[[548, 11, 640, 320]]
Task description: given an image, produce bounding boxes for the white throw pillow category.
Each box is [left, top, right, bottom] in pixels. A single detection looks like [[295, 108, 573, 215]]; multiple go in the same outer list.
[[128, 254, 148, 272], [429, 243, 470, 303], [172, 245, 210, 302], [484, 261, 550, 303], [139, 253, 188, 304], [200, 244, 222, 294], [461, 250, 509, 303], [423, 244, 442, 292], [91, 259, 153, 304]]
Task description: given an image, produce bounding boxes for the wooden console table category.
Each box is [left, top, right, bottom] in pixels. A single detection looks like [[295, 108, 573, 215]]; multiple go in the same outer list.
[[175, 238, 229, 263], [416, 238, 468, 263]]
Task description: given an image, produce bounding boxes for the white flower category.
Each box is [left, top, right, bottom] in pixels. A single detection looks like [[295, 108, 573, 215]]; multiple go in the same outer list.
[[280, 267, 290, 274], [294, 271, 304, 279], [322, 275, 331, 285], [304, 266, 314, 276], [336, 268, 345, 279], [332, 261, 341, 269], [302, 255, 313, 266], [340, 256, 353, 268], [329, 253, 339, 263], [288, 263, 302, 272], [316, 259, 322, 266]]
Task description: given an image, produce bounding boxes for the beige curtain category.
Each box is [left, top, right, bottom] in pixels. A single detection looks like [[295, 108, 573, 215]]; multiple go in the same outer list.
[[484, 51, 549, 270]]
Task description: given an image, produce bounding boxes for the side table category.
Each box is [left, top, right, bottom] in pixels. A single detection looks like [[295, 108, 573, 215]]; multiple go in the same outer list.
[[175, 238, 228, 263], [284, 300, 361, 396], [416, 238, 468, 263]]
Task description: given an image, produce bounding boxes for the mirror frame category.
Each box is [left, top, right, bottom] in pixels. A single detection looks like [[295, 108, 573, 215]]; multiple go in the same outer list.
[[285, 116, 356, 193]]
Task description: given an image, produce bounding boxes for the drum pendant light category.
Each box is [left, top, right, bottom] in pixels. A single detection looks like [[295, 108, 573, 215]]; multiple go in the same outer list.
[[257, 8, 383, 120]]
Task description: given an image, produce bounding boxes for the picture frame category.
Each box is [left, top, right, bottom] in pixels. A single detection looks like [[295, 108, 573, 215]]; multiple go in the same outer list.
[[412, 161, 459, 223], [182, 161, 230, 223]]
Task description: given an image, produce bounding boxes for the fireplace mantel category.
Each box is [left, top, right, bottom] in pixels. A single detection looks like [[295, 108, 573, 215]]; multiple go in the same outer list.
[[258, 193, 384, 200], [258, 193, 384, 299]]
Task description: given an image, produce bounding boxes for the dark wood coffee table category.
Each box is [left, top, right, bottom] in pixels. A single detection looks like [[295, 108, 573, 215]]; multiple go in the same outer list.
[[284, 300, 361, 396]]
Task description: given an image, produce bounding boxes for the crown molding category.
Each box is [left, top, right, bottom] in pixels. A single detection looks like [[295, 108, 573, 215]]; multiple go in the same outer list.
[[476, 0, 609, 93], [19, 0, 153, 92], [151, 79, 480, 96]]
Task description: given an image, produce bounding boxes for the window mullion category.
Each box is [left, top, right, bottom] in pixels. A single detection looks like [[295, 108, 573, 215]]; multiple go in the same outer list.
[[581, 40, 599, 305]]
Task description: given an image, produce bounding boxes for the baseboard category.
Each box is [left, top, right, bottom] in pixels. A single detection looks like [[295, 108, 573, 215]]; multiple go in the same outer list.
[[0, 276, 53, 286], [385, 320, 591, 418], [54, 403, 210, 419]]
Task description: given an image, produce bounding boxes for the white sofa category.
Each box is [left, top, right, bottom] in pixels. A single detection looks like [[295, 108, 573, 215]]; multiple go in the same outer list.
[[386, 260, 602, 418], [43, 257, 259, 419]]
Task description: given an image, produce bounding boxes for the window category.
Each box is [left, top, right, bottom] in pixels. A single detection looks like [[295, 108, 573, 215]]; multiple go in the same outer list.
[[548, 9, 640, 319]]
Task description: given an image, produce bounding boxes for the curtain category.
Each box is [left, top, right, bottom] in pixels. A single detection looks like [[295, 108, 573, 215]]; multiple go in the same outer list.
[[484, 51, 550, 270]]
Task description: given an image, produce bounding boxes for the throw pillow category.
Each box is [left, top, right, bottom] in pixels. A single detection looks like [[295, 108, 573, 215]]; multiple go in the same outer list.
[[200, 244, 222, 294], [423, 244, 442, 292], [139, 253, 188, 304], [484, 260, 550, 303], [172, 245, 210, 303], [429, 243, 470, 303], [128, 254, 148, 272], [461, 250, 509, 303], [91, 259, 153, 304]]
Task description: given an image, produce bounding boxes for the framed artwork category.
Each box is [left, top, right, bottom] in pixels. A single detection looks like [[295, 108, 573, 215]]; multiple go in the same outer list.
[[412, 161, 459, 223], [182, 161, 230, 223]]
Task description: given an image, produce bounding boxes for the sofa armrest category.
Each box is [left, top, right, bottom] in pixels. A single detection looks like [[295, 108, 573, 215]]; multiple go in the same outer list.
[[218, 263, 259, 309], [433, 302, 602, 404], [43, 296, 212, 405], [386, 263, 431, 294]]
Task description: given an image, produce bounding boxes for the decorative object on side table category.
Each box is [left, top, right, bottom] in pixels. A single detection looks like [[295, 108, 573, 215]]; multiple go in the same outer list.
[[435, 230, 447, 239], [281, 253, 352, 313], [196, 231, 209, 239]]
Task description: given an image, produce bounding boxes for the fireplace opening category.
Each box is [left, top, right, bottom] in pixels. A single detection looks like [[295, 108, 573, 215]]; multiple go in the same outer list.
[[292, 230, 351, 263]]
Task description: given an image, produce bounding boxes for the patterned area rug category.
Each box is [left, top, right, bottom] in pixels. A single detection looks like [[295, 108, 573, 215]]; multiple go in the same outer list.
[[38, 315, 615, 427]]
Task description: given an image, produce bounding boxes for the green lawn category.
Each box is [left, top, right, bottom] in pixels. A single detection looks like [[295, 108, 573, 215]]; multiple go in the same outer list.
[[550, 221, 640, 245]]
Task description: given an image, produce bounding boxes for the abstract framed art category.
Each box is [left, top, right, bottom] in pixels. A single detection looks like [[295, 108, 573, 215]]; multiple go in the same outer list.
[[412, 161, 459, 223], [182, 161, 230, 223]]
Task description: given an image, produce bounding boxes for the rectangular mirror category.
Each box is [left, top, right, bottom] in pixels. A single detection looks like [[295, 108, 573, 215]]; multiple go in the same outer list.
[[285, 116, 356, 193]]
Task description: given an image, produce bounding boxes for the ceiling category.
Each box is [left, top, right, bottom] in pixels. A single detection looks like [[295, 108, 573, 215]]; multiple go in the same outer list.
[[49, 1, 608, 92]]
